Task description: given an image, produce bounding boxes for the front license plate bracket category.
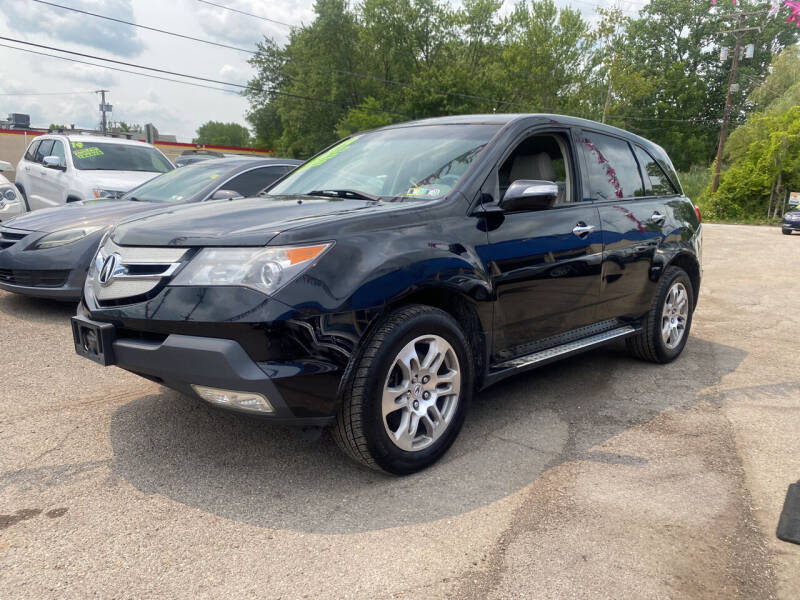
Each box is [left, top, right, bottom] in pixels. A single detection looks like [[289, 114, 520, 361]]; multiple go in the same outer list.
[[71, 317, 116, 366]]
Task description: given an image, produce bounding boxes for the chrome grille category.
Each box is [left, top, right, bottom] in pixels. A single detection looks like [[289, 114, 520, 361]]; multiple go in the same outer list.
[[88, 238, 187, 303]]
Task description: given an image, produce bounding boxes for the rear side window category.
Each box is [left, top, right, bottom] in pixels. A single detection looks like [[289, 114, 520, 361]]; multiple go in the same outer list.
[[34, 139, 54, 163], [24, 140, 41, 161], [577, 131, 641, 200], [634, 145, 677, 196], [224, 166, 291, 197]]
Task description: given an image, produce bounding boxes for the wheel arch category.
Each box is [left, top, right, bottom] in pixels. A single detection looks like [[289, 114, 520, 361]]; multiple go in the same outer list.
[[385, 288, 488, 390]]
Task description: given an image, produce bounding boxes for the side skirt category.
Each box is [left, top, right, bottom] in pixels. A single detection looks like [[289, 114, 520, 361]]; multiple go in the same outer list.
[[481, 324, 640, 389]]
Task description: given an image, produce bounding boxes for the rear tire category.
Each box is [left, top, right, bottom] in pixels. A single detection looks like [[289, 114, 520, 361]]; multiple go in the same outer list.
[[332, 304, 473, 475], [627, 266, 694, 364]]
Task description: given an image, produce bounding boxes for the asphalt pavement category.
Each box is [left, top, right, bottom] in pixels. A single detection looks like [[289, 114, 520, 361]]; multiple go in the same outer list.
[[1, 223, 798, 599]]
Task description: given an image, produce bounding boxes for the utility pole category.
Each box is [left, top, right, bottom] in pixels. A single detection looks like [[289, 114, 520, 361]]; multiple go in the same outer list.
[[96, 89, 111, 135], [711, 11, 766, 193]]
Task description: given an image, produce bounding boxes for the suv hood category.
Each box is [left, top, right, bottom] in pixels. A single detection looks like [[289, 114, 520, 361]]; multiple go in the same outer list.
[[3, 199, 164, 233], [113, 195, 411, 246], [78, 169, 163, 192]]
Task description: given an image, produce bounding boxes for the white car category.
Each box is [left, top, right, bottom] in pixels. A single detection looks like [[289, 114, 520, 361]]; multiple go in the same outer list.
[[0, 160, 25, 222], [14, 134, 174, 211]]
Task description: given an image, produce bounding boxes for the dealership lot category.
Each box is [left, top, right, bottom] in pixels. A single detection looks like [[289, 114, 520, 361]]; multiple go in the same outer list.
[[0, 223, 798, 599]]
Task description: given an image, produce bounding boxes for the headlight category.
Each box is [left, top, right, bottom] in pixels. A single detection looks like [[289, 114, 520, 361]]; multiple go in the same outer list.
[[170, 243, 332, 296], [1, 186, 18, 201], [31, 225, 105, 250], [93, 189, 124, 199], [0, 185, 20, 210]]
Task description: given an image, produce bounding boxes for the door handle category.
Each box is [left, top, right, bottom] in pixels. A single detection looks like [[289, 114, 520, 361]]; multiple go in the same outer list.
[[572, 223, 595, 238], [650, 211, 666, 224]]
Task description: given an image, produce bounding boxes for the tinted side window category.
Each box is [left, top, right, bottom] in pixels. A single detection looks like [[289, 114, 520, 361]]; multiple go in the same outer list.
[[34, 140, 54, 163], [50, 140, 66, 164], [24, 140, 41, 161], [634, 145, 676, 196], [577, 132, 642, 200], [224, 167, 289, 197]]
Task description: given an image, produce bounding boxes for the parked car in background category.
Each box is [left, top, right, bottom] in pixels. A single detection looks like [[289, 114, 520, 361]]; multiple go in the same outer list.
[[0, 160, 25, 222], [0, 157, 301, 300], [782, 209, 800, 235], [14, 134, 174, 211], [71, 114, 702, 474], [174, 149, 225, 167]]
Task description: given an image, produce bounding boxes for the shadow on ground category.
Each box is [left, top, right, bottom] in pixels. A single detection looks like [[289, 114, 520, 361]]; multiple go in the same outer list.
[[109, 336, 746, 534]]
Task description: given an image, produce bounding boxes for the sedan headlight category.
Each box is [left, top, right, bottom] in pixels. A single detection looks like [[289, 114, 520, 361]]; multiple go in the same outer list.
[[31, 225, 105, 250], [171, 243, 332, 296], [0, 185, 20, 210], [1, 185, 18, 201], [93, 189, 124, 199]]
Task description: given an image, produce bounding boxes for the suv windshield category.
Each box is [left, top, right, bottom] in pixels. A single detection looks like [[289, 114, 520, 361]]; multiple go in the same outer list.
[[70, 141, 173, 173], [267, 124, 500, 200], [121, 161, 231, 203]]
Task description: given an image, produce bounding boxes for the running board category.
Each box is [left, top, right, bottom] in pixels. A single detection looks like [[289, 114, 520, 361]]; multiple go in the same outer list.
[[483, 325, 639, 388]]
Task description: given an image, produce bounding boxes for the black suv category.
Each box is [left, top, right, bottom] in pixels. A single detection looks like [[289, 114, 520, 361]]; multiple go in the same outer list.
[[72, 114, 702, 474]]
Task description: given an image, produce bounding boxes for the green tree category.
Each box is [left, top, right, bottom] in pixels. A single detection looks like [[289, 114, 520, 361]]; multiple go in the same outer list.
[[193, 121, 251, 147], [706, 106, 800, 220], [335, 97, 395, 137]]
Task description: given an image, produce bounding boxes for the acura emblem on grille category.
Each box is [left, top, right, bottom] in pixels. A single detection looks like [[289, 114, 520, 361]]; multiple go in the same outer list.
[[98, 253, 123, 286]]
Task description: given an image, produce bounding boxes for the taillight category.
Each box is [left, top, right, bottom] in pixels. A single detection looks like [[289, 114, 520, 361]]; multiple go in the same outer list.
[[694, 204, 702, 222]]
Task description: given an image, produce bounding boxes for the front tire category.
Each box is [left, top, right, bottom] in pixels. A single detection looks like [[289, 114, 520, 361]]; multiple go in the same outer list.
[[783, 229, 792, 235], [627, 266, 694, 363], [333, 305, 473, 474]]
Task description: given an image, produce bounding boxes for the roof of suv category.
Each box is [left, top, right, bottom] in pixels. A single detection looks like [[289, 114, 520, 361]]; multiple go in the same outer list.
[[380, 113, 661, 153], [37, 134, 157, 148]]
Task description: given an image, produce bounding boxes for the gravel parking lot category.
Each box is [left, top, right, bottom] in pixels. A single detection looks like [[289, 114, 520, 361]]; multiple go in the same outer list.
[[1, 223, 799, 599]]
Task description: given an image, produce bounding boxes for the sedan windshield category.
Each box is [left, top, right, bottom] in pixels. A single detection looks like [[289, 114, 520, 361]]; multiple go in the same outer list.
[[121, 161, 233, 203], [267, 124, 500, 200], [70, 142, 173, 173]]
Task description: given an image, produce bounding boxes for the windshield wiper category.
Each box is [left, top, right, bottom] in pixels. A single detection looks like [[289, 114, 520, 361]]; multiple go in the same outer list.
[[307, 189, 380, 202]]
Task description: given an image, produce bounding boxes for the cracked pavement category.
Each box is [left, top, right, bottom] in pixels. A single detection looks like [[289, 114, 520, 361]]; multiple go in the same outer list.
[[0, 223, 799, 598]]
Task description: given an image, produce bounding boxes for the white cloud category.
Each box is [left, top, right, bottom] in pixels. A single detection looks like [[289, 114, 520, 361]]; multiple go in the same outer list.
[[192, 0, 314, 48], [3, 0, 146, 57]]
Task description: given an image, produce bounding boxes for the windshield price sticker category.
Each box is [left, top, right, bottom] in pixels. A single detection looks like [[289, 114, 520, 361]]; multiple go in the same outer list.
[[73, 147, 104, 159], [297, 136, 361, 172]]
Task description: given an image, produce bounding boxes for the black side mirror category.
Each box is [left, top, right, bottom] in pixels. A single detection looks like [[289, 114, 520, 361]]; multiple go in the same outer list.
[[501, 179, 558, 212], [209, 189, 243, 201]]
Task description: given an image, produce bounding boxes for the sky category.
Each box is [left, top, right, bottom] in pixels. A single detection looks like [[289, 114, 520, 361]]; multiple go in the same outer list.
[[0, 0, 647, 143]]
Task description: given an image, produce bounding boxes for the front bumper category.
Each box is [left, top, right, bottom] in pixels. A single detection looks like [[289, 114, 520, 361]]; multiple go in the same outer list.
[[782, 220, 800, 232], [0, 227, 100, 301], [0, 267, 85, 300], [73, 307, 343, 425]]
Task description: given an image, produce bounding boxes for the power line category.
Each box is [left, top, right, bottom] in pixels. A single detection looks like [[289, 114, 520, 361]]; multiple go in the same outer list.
[[25, 0, 548, 112], [0, 42, 244, 93], [31, 0, 255, 55], [194, 0, 297, 29], [0, 36, 250, 88], [0, 39, 410, 117], [0, 90, 95, 96]]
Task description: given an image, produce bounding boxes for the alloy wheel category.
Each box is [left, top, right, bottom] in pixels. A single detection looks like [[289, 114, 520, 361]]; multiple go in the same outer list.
[[381, 335, 461, 452], [661, 281, 689, 350]]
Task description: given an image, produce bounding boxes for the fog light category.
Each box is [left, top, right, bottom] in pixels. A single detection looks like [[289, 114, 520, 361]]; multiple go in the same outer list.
[[191, 385, 274, 414]]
